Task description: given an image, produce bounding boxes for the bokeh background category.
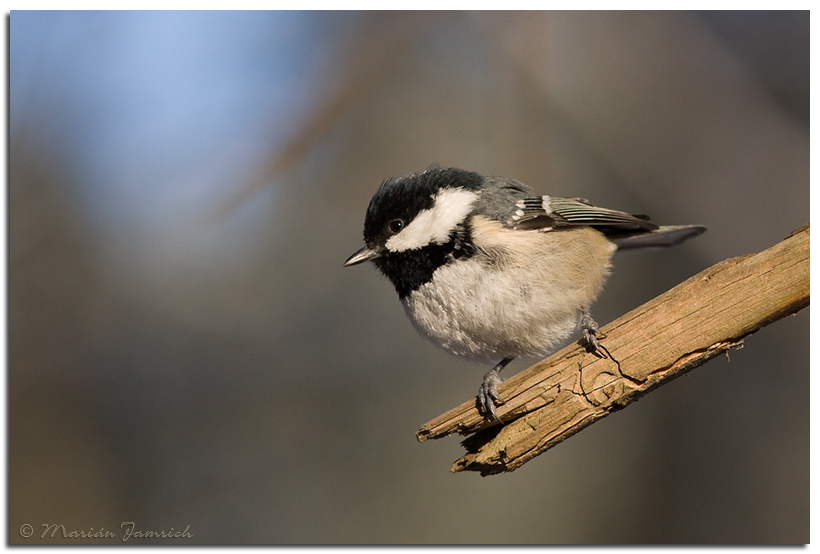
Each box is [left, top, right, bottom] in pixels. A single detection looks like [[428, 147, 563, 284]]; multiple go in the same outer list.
[[10, 11, 809, 544]]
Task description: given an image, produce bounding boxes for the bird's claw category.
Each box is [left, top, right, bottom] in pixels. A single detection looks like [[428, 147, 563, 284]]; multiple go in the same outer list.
[[478, 370, 504, 421], [581, 310, 606, 358]]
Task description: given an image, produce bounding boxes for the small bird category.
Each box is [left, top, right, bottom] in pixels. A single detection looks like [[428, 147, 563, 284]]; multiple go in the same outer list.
[[345, 167, 705, 420]]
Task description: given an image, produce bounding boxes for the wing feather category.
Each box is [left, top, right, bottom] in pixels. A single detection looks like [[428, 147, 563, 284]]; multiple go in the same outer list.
[[510, 196, 657, 232]]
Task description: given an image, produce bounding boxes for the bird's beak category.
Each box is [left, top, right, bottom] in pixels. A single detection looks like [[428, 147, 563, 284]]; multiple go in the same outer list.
[[344, 246, 381, 267]]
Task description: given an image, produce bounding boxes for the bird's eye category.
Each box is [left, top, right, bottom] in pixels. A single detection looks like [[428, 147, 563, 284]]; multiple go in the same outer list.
[[389, 219, 404, 233]]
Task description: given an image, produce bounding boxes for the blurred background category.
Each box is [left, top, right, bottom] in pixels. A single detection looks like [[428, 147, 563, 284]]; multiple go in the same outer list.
[[9, 11, 808, 544]]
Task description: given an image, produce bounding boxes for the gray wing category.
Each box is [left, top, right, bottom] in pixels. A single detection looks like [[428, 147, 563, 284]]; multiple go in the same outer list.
[[509, 196, 657, 232], [508, 195, 706, 249]]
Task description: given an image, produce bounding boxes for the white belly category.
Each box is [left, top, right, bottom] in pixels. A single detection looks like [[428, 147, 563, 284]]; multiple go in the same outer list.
[[401, 219, 616, 364]]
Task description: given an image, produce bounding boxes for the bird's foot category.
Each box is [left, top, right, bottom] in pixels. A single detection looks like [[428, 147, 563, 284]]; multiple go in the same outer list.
[[477, 358, 514, 421], [581, 310, 606, 358], [478, 370, 503, 421]]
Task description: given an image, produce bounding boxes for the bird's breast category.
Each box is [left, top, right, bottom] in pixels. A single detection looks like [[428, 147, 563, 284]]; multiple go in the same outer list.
[[401, 216, 616, 362]]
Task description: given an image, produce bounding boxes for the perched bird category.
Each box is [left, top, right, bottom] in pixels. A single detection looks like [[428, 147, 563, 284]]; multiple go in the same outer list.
[[345, 167, 705, 420]]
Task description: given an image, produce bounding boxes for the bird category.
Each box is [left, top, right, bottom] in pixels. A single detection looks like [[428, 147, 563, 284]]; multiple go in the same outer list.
[[344, 166, 706, 420]]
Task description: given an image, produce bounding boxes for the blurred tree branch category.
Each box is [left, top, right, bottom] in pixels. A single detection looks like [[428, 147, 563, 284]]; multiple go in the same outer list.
[[209, 12, 443, 222], [417, 224, 809, 476]]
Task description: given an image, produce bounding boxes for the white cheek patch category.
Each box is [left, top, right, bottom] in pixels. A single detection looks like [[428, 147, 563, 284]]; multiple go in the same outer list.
[[385, 188, 478, 253]]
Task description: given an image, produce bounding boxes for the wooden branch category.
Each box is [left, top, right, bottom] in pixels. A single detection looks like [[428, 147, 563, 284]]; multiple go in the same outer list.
[[416, 224, 810, 476]]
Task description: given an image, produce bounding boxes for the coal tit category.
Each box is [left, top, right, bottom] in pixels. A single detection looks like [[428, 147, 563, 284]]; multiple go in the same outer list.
[[345, 167, 706, 420]]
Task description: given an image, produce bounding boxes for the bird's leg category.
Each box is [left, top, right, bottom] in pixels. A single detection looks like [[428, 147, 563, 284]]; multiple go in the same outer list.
[[580, 308, 606, 358], [478, 357, 514, 421]]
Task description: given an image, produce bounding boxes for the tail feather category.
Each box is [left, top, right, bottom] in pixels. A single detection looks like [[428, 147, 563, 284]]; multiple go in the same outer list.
[[610, 225, 707, 250]]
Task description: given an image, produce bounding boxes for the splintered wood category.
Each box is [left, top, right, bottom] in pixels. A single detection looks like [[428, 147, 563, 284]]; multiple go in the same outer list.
[[416, 224, 809, 476]]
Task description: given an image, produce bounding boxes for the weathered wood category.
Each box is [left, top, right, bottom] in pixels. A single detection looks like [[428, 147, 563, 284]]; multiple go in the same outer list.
[[416, 224, 809, 475]]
